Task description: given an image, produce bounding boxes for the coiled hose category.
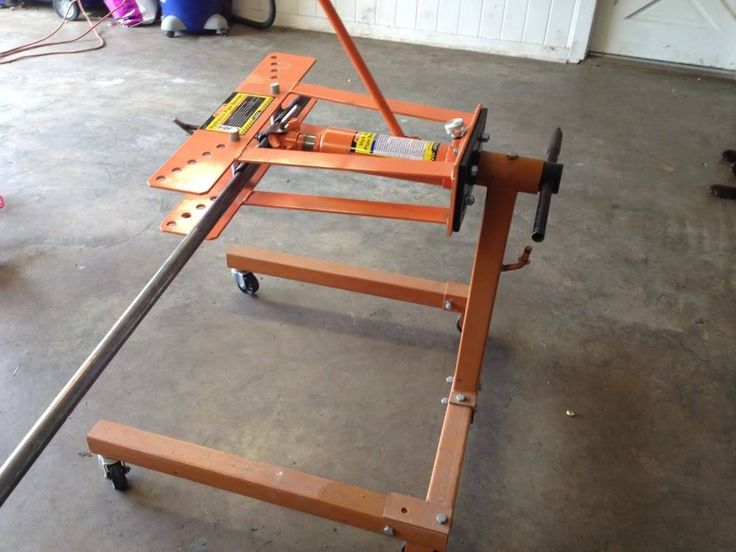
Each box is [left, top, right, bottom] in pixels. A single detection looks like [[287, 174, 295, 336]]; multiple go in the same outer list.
[[229, 0, 276, 29]]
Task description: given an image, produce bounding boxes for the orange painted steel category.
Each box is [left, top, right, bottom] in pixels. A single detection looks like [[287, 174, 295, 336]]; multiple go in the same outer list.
[[427, 185, 518, 514], [316, 0, 405, 137], [237, 148, 455, 185], [86, 6, 563, 551], [227, 244, 469, 314], [243, 191, 449, 225], [87, 420, 449, 550], [292, 82, 473, 123], [148, 53, 316, 196]]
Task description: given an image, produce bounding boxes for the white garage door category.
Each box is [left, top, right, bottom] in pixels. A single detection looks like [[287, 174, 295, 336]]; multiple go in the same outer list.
[[591, 0, 736, 71]]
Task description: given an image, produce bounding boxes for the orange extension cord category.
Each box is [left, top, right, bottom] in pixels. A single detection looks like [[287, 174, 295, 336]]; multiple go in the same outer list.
[[0, 0, 127, 65]]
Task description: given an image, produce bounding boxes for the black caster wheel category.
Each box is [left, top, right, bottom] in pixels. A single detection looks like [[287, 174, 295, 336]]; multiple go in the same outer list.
[[53, 0, 81, 20], [456, 314, 464, 333], [232, 269, 259, 295], [100, 459, 130, 491], [166, 31, 176, 38]]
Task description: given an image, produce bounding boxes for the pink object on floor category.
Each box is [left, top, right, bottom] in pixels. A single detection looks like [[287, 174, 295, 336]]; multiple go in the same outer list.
[[0, 196, 4, 209]]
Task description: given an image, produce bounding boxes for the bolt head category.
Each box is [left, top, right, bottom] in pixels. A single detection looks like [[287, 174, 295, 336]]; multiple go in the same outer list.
[[445, 376, 453, 384], [443, 300, 453, 311], [480, 132, 491, 143], [465, 195, 476, 206], [436, 513, 448, 525], [440, 397, 449, 405], [444, 118, 466, 139], [566, 409, 576, 417], [383, 526, 394, 536], [506, 152, 519, 160], [455, 393, 467, 403], [470, 165, 479, 178]]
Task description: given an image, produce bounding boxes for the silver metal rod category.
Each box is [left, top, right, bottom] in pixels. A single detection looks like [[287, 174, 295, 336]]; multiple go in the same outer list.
[[0, 163, 258, 507]]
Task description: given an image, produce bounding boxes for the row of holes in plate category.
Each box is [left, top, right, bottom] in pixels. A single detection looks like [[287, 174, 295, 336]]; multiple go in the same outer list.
[[166, 192, 221, 228], [270, 54, 279, 80], [164, 54, 281, 228], [155, 144, 229, 184]]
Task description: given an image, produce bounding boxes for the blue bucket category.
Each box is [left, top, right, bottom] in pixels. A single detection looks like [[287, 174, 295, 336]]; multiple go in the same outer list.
[[161, 0, 226, 33]]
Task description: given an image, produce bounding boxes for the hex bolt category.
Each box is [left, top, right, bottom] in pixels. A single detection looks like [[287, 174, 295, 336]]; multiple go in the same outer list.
[[229, 129, 240, 143], [455, 393, 467, 403], [270, 81, 281, 95], [383, 526, 395, 537], [470, 165, 479, 178], [436, 513, 448, 525], [445, 376, 453, 384], [443, 300, 453, 311], [465, 195, 476, 206], [480, 132, 491, 143], [440, 397, 449, 405], [507, 152, 519, 160], [444, 118, 466, 140]]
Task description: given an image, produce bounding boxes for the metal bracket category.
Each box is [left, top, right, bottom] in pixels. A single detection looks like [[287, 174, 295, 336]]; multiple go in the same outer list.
[[502, 245, 532, 272]]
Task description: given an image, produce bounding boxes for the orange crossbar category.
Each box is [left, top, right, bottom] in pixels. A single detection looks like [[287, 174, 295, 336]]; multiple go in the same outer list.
[[87, 420, 450, 550], [292, 83, 472, 123], [227, 244, 469, 314], [243, 191, 449, 224]]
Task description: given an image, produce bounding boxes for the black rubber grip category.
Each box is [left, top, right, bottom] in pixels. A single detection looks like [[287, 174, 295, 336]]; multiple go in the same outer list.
[[532, 128, 563, 242]]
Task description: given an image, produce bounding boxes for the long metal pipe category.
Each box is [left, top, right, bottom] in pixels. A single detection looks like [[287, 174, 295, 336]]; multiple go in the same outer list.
[[0, 162, 258, 507], [0, 95, 309, 507]]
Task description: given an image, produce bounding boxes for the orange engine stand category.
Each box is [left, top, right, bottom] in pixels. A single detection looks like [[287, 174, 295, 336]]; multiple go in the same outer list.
[[85, 2, 564, 550]]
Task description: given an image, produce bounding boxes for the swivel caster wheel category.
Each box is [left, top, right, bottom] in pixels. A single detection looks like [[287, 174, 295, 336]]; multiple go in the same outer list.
[[97, 456, 130, 491], [232, 269, 259, 295], [166, 31, 176, 38]]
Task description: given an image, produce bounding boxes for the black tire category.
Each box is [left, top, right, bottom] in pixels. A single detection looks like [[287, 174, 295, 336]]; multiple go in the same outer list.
[[236, 272, 260, 295], [166, 31, 176, 38], [104, 461, 129, 491], [53, 0, 81, 21]]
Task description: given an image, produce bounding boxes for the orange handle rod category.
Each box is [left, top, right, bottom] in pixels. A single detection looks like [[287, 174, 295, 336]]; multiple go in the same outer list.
[[316, 0, 405, 137]]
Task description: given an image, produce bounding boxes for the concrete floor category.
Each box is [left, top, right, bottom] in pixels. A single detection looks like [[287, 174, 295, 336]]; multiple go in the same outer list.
[[1, 7, 735, 552]]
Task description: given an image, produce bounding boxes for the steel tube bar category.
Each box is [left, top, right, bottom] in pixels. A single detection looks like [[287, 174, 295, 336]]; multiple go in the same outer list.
[[426, 185, 518, 510], [227, 244, 469, 312], [316, 0, 405, 137], [292, 82, 472, 123], [0, 163, 259, 508], [244, 191, 449, 225], [87, 420, 450, 550]]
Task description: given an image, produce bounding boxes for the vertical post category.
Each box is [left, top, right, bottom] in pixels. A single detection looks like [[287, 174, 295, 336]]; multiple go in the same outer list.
[[316, 0, 405, 137], [426, 186, 518, 510]]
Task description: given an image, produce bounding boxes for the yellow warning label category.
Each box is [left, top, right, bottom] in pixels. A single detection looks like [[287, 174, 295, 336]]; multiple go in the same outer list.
[[353, 132, 376, 155], [423, 142, 438, 161], [352, 131, 439, 161], [202, 93, 273, 135]]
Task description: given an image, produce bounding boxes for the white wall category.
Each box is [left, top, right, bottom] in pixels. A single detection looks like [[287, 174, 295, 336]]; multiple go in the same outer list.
[[233, 0, 597, 63]]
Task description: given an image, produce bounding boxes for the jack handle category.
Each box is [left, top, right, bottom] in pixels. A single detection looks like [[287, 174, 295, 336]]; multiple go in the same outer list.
[[532, 128, 563, 243]]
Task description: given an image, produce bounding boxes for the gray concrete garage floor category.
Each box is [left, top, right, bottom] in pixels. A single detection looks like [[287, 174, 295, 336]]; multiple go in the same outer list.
[[1, 7, 735, 552]]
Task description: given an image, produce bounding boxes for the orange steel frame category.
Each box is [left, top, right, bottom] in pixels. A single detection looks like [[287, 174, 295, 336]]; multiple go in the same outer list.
[[86, 2, 560, 551]]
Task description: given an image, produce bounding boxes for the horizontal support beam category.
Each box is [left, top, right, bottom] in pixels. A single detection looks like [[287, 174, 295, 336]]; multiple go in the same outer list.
[[244, 191, 449, 225], [237, 148, 453, 185], [293, 83, 473, 124], [87, 420, 449, 550], [227, 245, 468, 313]]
